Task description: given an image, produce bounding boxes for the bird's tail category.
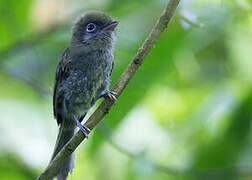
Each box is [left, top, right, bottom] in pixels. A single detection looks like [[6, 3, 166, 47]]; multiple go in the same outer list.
[[51, 121, 76, 180]]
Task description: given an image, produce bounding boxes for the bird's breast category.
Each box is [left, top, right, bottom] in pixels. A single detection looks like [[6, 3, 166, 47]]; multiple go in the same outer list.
[[62, 49, 113, 111]]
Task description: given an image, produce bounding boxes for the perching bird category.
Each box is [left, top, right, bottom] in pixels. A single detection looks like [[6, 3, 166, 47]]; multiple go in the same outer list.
[[51, 11, 118, 180]]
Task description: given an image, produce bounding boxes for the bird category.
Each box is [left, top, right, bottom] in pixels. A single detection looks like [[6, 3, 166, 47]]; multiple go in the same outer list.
[[51, 11, 118, 180]]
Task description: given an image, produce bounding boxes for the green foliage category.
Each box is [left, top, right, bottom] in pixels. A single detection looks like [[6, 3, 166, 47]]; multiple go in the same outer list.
[[0, 0, 32, 50], [0, 153, 37, 180]]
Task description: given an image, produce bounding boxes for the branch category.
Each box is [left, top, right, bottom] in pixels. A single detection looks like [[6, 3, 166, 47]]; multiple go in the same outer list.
[[37, 0, 180, 179], [177, 14, 201, 28], [0, 24, 64, 63], [1, 67, 50, 98]]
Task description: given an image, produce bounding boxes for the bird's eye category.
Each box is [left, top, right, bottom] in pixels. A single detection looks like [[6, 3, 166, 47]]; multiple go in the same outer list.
[[86, 23, 96, 32]]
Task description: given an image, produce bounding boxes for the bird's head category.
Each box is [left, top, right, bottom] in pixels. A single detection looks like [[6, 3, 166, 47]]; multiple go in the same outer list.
[[70, 11, 119, 53]]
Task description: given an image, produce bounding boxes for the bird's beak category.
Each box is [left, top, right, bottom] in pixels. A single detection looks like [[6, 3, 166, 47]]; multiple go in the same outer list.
[[102, 21, 119, 31]]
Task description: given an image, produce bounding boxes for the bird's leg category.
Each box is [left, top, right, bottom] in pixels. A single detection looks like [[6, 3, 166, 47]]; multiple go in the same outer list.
[[73, 113, 90, 138], [99, 91, 117, 101]]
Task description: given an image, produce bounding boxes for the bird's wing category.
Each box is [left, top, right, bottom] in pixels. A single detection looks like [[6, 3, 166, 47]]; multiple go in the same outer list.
[[110, 61, 114, 77], [53, 48, 70, 125]]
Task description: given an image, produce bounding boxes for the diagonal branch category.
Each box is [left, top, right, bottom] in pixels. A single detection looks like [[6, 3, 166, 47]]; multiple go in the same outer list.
[[37, 0, 180, 179]]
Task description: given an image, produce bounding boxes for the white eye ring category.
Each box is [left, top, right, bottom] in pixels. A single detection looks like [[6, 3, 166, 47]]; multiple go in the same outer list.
[[86, 23, 96, 32]]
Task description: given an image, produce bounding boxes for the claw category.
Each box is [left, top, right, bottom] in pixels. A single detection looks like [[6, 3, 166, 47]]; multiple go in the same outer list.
[[110, 91, 117, 95], [101, 91, 117, 101], [73, 114, 90, 138]]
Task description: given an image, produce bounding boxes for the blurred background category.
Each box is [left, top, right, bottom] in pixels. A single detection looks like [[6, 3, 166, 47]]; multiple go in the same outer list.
[[1, 0, 252, 179]]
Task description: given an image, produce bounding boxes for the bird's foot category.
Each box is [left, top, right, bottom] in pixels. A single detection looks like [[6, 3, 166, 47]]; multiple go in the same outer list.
[[101, 91, 117, 101], [73, 114, 90, 138]]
